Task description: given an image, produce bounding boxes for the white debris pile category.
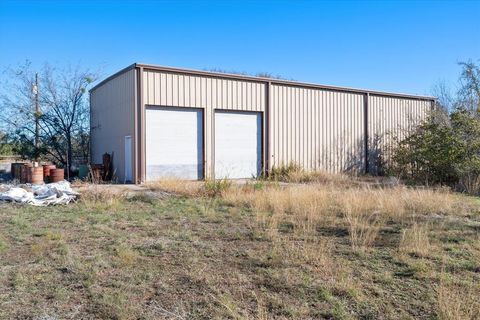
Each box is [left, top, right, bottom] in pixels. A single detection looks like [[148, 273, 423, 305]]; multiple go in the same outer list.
[[0, 181, 78, 206]]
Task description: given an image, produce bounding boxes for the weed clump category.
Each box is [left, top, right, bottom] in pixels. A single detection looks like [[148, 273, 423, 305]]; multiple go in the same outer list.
[[267, 162, 351, 185], [79, 186, 124, 210], [204, 178, 231, 197], [399, 223, 432, 257]]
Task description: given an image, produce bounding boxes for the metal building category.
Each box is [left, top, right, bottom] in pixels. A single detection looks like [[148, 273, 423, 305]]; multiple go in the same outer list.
[[90, 63, 435, 183]]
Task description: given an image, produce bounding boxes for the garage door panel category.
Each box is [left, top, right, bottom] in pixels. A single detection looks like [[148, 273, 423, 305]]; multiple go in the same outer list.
[[146, 107, 203, 180], [215, 111, 262, 179]]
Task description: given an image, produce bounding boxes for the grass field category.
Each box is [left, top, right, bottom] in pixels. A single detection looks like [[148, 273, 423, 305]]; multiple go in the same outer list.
[[0, 178, 479, 319]]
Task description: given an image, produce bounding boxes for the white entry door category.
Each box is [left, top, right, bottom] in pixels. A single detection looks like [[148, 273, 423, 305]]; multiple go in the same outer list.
[[146, 107, 203, 180], [124, 136, 132, 183], [215, 111, 262, 179]]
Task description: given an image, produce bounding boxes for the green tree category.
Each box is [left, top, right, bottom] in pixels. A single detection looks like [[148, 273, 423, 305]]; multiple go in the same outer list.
[[0, 132, 16, 156], [390, 60, 480, 194]]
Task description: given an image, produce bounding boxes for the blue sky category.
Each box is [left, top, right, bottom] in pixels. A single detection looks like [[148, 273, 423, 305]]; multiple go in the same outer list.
[[0, 0, 478, 96]]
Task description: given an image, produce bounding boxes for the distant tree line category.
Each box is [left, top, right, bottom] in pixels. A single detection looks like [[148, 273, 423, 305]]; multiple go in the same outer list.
[[205, 68, 296, 81]]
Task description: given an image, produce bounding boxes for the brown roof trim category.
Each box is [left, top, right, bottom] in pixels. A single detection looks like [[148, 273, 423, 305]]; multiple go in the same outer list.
[[135, 63, 436, 101], [92, 62, 436, 101], [89, 64, 137, 92]]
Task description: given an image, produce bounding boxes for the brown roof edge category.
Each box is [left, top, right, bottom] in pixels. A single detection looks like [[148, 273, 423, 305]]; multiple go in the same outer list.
[[93, 62, 436, 101], [89, 63, 137, 92]]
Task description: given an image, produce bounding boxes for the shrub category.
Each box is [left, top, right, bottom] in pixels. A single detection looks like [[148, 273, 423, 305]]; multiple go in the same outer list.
[[389, 110, 480, 194]]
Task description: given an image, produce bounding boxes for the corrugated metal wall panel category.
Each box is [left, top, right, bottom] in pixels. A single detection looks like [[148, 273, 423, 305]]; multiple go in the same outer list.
[[368, 95, 431, 173], [270, 84, 366, 173], [90, 68, 136, 182], [143, 69, 266, 178], [144, 70, 266, 111]]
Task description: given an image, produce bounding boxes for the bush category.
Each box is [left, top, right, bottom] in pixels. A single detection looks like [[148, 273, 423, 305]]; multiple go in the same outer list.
[[389, 109, 480, 194]]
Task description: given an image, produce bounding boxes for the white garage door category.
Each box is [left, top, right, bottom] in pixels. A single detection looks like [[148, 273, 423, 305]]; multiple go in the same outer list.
[[146, 107, 203, 180], [215, 111, 262, 179]]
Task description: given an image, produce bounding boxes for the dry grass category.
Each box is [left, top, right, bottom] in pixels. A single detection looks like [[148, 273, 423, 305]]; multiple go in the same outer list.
[[438, 277, 480, 320], [222, 182, 473, 250], [115, 245, 139, 266], [273, 235, 335, 271], [399, 223, 432, 257], [268, 162, 353, 185], [146, 177, 231, 197], [79, 185, 125, 210], [342, 194, 384, 251], [1, 174, 479, 319], [146, 177, 204, 196]]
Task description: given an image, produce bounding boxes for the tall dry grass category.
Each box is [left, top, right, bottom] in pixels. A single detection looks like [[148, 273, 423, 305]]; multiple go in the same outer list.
[[79, 186, 125, 210], [222, 183, 473, 250], [144, 174, 474, 250], [341, 191, 384, 250], [399, 223, 432, 257], [146, 178, 231, 197], [268, 162, 352, 185]]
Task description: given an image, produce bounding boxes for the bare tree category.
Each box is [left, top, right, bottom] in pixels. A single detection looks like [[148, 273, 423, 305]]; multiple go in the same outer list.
[[431, 60, 480, 114], [0, 61, 97, 176], [431, 80, 455, 112], [457, 60, 480, 113]]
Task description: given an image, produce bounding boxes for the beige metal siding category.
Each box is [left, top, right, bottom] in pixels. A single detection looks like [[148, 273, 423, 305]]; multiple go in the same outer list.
[[142, 69, 266, 178], [90, 69, 136, 182], [143, 70, 266, 110], [270, 85, 366, 173], [368, 95, 431, 173]]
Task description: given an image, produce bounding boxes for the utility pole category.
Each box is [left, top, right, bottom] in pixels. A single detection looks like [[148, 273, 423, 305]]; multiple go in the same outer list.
[[33, 73, 40, 161]]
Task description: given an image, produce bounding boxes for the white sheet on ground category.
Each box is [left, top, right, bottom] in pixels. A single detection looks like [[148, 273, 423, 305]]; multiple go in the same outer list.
[[0, 181, 78, 206]]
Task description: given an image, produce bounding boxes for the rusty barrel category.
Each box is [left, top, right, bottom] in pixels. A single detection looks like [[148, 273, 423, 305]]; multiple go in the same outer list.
[[21, 163, 33, 183], [90, 164, 104, 182], [30, 167, 44, 185], [43, 164, 56, 182], [11, 163, 24, 180], [50, 168, 65, 183]]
